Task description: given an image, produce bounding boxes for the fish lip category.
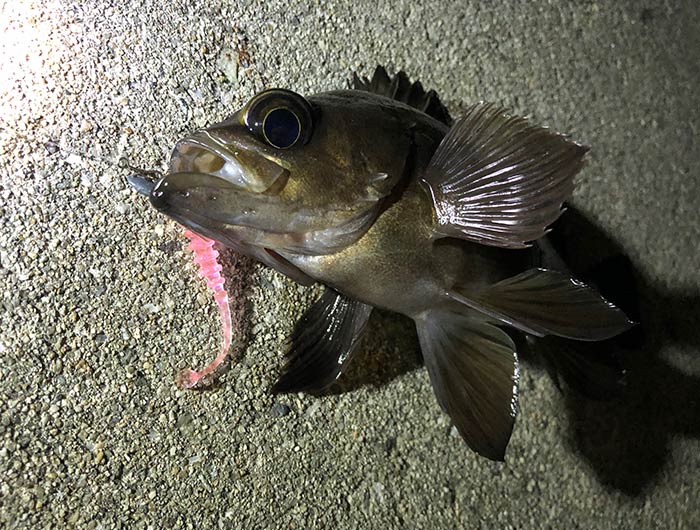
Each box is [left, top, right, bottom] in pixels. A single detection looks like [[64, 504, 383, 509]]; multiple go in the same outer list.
[[169, 129, 245, 183], [148, 170, 246, 213], [170, 129, 290, 195]]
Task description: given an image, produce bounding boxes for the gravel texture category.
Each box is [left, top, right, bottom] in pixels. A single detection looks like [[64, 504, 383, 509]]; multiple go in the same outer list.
[[1, 1, 699, 528]]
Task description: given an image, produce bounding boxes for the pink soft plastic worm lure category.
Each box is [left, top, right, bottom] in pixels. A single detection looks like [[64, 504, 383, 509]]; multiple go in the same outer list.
[[175, 229, 233, 389]]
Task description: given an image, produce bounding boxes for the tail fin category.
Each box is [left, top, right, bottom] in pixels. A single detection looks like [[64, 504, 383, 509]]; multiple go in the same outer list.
[[415, 308, 518, 461], [448, 268, 635, 341]]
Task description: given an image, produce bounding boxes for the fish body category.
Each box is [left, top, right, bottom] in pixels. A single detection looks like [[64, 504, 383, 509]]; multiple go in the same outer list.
[[285, 170, 518, 316], [130, 67, 633, 460]]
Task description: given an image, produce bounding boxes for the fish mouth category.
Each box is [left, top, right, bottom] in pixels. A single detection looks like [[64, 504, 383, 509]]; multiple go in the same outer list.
[[147, 169, 382, 257], [147, 197, 316, 285], [126, 170, 314, 284], [169, 130, 288, 194]]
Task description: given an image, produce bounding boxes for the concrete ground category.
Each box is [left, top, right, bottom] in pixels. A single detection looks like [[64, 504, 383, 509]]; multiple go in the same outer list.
[[1, 0, 699, 528]]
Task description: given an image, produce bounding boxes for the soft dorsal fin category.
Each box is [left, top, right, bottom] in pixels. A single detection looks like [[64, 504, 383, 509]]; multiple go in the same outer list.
[[352, 65, 453, 125], [421, 102, 588, 249]]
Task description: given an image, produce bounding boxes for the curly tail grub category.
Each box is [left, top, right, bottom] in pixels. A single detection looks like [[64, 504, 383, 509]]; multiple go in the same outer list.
[[175, 229, 233, 389]]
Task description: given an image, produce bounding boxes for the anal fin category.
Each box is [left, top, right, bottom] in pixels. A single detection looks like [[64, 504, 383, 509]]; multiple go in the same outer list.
[[449, 268, 634, 341], [415, 309, 519, 461]]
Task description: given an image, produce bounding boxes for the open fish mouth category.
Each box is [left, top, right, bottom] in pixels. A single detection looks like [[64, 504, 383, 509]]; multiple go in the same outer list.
[[170, 131, 245, 186], [169, 130, 288, 194], [144, 169, 383, 256]]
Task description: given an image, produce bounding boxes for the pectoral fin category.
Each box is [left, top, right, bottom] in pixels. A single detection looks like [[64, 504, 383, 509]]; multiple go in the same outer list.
[[415, 309, 519, 461], [421, 103, 587, 248], [272, 288, 373, 394], [449, 268, 634, 341]]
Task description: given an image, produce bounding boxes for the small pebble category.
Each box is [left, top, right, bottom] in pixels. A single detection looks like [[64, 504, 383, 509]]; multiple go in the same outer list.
[[269, 403, 291, 418], [44, 141, 60, 155]]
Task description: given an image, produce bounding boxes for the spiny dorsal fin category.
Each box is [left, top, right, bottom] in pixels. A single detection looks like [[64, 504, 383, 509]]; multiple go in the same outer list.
[[352, 65, 453, 125]]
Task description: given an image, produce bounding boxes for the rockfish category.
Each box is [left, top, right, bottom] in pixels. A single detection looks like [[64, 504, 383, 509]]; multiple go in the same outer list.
[[128, 67, 632, 460]]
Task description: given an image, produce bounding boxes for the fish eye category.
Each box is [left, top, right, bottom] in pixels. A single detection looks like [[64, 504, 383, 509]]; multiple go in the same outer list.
[[263, 108, 301, 149], [244, 89, 313, 149]]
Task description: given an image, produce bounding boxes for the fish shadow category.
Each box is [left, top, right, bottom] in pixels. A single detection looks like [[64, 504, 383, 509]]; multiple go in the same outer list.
[[319, 206, 700, 496], [542, 207, 700, 497], [560, 284, 700, 496]]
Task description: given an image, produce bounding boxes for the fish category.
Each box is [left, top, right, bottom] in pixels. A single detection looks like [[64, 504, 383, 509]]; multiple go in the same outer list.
[[128, 66, 633, 461]]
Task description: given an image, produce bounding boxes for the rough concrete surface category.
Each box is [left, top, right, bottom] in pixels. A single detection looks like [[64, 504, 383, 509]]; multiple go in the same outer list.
[[1, 0, 699, 528]]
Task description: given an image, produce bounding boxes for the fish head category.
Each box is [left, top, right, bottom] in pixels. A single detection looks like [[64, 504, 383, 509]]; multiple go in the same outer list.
[[149, 88, 412, 258]]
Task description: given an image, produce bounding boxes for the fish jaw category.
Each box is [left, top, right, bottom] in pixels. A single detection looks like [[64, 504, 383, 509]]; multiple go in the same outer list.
[[168, 128, 289, 194], [148, 170, 385, 257]]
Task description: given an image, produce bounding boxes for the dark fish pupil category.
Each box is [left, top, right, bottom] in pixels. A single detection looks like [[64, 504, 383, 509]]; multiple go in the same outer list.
[[263, 108, 300, 148]]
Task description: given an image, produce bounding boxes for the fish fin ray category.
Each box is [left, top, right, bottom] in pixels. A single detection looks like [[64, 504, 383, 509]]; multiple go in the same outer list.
[[352, 65, 452, 125], [415, 308, 518, 461], [272, 288, 372, 394], [422, 103, 588, 248], [448, 268, 634, 341]]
